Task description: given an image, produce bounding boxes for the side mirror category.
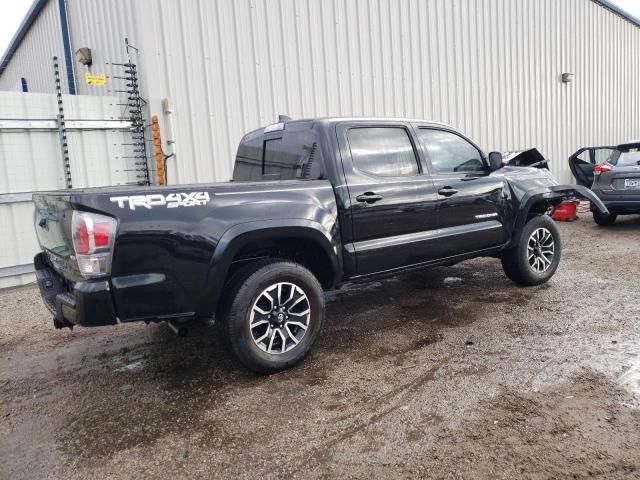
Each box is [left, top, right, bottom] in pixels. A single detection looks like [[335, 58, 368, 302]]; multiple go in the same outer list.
[[488, 151, 503, 171]]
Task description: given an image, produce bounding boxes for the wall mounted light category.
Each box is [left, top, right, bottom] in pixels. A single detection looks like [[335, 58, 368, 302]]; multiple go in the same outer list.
[[74, 47, 92, 67], [561, 73, 574, 83]]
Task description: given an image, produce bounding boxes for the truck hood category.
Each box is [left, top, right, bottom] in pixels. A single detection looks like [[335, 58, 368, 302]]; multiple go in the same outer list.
[[493, 164, 559, 189], [501, 148, 550, 169]]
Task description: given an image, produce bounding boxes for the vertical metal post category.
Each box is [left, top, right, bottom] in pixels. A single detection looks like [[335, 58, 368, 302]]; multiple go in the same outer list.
[[57, 0, 76, 94], [126, 61, 150, 186], [53, 56, 72, 188], [121, 38, 150, 185], [105, 38, 151, 185]]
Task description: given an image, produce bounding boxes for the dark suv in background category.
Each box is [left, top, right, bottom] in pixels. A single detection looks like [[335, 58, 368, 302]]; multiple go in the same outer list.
[[569, 141, 640, 225]]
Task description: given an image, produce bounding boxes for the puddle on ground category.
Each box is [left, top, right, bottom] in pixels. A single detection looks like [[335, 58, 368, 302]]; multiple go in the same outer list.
[[618, 354, 640, 399]]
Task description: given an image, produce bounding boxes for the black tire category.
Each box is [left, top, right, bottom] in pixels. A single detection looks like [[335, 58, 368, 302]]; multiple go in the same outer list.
[[501, 215, 562, 286], [592, 210, 617, 226], [217, 260, 324, 374]]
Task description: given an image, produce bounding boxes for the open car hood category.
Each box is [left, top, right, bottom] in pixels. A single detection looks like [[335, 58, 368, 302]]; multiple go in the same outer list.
[[501, 148, 550, 169]]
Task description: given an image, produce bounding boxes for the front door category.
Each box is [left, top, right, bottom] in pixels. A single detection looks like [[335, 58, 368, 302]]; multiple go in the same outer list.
[[415, 127, 506, 257], [336, 122, 439, 276]]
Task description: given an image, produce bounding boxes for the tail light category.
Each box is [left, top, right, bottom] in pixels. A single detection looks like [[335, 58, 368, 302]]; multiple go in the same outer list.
[[593, 164, 612, 175], [71, 211, 117, 278]]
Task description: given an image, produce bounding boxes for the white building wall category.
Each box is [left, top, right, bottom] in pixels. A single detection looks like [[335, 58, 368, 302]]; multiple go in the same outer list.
[[66, 0, 139, 96], [0, 0, 69, 93], [2, 0, 640, 186], [0, 91, 142, 288], [129, 0, 640, 185]]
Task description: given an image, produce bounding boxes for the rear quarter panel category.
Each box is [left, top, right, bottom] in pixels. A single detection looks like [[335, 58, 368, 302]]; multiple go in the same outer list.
[[77, 181, 339, 321]]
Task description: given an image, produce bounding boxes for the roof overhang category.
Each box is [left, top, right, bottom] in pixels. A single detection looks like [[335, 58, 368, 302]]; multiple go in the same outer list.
[[0, 0, 50, 75], [1, 0, 639, 77], [594, 0, 640, 28]]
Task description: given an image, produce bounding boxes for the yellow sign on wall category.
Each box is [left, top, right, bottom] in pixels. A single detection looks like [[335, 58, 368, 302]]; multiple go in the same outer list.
[[85, 72, 106, 87]]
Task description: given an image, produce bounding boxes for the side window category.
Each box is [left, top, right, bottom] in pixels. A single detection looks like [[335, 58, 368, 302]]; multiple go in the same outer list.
[[347, 127, 419, 177], [576, 150, 592, 164], [418, 129, 485, 173]]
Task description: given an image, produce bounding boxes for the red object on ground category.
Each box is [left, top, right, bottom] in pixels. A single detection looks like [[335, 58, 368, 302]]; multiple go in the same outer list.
[[551, 201, 579, 222]]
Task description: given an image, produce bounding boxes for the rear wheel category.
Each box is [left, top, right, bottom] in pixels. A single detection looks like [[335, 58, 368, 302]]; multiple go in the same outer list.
[[501, 215, 561, 286], [592, 209, 617, 226], [217, 260, 324, 374]]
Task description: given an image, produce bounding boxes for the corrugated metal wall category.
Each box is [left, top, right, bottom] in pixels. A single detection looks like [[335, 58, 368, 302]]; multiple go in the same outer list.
[[122, 0, 639, 185], [3, 0, 640, 185], [66, 0, 139, 96], [0, 0, 68, 93], [0, 91, 140, 288]]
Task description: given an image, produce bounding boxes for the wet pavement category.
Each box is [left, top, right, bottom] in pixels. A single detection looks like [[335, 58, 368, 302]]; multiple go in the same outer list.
[[1, 214, 639, 479]]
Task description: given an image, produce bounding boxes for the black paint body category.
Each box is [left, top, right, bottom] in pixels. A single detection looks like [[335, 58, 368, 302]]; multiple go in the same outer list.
[[33, 118, 607, 328]]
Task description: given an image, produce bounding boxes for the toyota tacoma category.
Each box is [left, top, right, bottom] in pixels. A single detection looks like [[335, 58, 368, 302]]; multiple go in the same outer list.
[[33, 117, 608, 373]]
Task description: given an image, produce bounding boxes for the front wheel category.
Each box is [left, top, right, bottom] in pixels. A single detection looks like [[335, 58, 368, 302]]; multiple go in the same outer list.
[[501, 215, 562, 286], [592, 209, 617, 226], [217, 260, 325, 374]]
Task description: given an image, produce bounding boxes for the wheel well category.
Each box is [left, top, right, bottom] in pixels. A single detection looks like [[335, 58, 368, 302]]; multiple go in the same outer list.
[[226, 237, 335, 289], [526, 198, 558, 221]]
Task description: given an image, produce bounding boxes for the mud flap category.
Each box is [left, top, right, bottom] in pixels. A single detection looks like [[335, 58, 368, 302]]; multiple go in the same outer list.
[[550, 185, 609, 215]]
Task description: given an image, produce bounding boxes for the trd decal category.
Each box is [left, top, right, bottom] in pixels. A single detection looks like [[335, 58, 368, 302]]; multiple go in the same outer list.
[[110, 192, 211, 210], [474, 213, 499, 219]]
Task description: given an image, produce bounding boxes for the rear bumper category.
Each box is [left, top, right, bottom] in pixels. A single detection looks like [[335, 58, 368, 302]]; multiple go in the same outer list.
[[599, 201, 640, 214], [34, 253, 117, 328], [589, 189, 640, 213]]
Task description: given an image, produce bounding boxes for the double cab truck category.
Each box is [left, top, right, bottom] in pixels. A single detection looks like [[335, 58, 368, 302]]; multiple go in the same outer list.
[[33, 117, 608, 373]]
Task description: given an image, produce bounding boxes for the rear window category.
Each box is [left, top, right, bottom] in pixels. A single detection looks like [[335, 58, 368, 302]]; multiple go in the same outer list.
[[614, 148, 640, 167], [233, 131, 322, 182]]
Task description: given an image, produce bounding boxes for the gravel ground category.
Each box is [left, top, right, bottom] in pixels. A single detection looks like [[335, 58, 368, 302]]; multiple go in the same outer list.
[[1, 214, 639, 479]]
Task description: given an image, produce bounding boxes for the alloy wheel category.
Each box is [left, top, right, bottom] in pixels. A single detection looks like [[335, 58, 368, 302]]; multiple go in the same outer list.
[[249, 282, 311, 354], [527, 227, 555, 273]]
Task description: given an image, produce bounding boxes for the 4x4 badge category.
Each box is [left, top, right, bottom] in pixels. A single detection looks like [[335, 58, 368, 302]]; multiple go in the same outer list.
[[110, 192, 211, 210]]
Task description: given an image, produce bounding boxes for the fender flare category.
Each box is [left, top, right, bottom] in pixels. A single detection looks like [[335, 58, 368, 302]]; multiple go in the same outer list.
[[510, 185, 609, 246], [198, 219, 341, 315]]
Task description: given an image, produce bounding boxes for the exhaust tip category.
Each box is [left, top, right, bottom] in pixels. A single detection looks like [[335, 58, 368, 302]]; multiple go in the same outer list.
[[167, 320, 188, 337]]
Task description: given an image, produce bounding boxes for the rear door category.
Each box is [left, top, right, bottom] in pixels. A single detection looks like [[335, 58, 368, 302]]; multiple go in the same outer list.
[[415, 127, 506, 257], [336, 121, 439, 275], [568, 148, 595, 187], [568, 147, 616, 187]]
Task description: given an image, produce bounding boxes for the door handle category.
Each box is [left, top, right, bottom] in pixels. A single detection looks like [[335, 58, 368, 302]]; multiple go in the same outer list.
[[356, 192, 383, 204], [438, 187, 459, 197]]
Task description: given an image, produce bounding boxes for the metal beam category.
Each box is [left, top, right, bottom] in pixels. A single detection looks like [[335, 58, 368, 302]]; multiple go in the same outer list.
[[0, 263, 34, 278], [0, 119, 133, 130], [58, 0, 76, 94], [0, 192, 32, 204]]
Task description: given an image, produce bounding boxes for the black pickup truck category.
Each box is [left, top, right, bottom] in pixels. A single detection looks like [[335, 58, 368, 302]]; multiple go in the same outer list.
[[33, 117, 607, 373]]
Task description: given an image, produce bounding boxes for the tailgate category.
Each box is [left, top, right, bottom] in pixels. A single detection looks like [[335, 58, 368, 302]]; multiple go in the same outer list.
[[32, 193, 77, 277], [606, 169, 640, 196]]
